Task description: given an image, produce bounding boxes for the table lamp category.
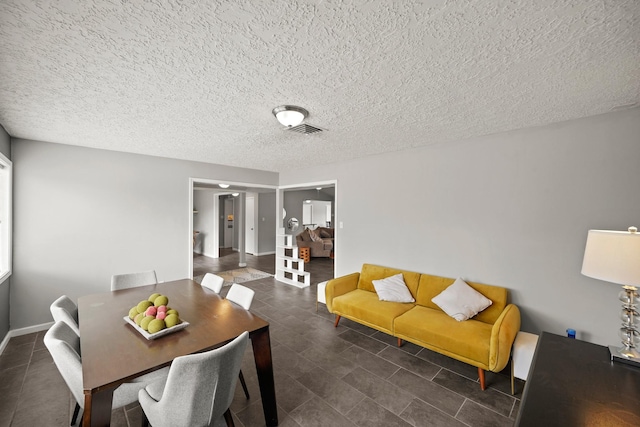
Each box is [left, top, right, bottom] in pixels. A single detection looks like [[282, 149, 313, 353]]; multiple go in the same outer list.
[[582, 226, 640, 366]]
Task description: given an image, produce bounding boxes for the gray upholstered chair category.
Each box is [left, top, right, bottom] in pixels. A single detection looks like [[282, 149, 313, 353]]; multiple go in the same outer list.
[[44, 321, 169, 426], [111, 270, 158, 291], [225, 284, 255, 400], [200, 273, 224, 294], [139, 331, 249, 427], [50, 295, 80, 336]]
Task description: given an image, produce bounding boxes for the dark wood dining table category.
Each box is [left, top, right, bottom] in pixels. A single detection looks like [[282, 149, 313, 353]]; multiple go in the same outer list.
[[78, 279, 278, 426]]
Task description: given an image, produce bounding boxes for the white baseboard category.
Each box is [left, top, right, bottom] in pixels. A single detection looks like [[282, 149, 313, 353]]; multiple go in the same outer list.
[[0, 322, 53, 355], [255, 251, 276, 256]]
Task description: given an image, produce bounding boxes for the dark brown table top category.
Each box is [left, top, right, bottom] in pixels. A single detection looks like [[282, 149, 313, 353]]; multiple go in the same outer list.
[[78, 279, 269, 392], [516, 332, 640, 426]]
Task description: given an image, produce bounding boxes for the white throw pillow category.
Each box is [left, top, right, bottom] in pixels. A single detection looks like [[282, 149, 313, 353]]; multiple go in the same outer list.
[[431, 278, 493, 321], [372, 273, 415, 303]]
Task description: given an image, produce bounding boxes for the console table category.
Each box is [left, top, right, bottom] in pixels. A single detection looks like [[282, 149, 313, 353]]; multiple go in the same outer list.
[[516, 331, 640, 426]]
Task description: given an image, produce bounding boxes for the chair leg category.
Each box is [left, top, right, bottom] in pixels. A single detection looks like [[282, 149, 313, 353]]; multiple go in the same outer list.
[[223, 408, 235, 427], [334, 315, 341, 327], [397, 338, 402, 347], [478, 367, 486, 390], [511, 357, 515, 395], [239, 370, 250, 399], [71, 402, 80, 426]]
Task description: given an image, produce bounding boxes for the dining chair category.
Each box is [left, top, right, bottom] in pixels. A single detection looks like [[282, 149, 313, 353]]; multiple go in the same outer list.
[[111, 270, 158, 291], [200, 273, 224, 294], [44, 321, 169, 426], [226, 284, 255, 310], [225, 284, 255, 400], [139, 331, 249, 427], [50, 295, 80, 336]]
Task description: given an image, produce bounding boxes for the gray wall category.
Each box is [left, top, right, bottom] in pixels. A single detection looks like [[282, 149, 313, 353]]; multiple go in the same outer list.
[[279, 108, 640, 347], [0, 125, 10, 341], [11, 139, 277, 329], [257, 192, 276, 255]]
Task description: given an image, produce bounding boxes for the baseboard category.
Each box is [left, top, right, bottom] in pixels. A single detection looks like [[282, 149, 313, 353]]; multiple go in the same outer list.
[[0, 322, 53, 355], [0, 333, 9, 355], [255, 251, 276, 256]]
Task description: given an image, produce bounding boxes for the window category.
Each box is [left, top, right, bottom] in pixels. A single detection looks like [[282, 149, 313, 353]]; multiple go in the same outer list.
[[0, 152, 12, 282]]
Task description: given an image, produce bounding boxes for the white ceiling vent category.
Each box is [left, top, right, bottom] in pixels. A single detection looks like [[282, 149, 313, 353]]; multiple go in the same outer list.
[[287, 123, 323, 135]]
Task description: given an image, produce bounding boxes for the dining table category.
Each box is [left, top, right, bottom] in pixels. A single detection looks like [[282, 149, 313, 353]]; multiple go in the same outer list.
[[78, 279, 278, 426]]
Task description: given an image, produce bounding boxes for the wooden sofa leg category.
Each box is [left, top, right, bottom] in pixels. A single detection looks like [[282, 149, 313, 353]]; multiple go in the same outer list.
[[478, 367, 486, 390], [397, 338, 402, 347], [334, 315, 341, 327]]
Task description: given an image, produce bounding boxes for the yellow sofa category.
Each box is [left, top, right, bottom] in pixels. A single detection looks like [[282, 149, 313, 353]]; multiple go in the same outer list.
[[326, 264, 521, 390]]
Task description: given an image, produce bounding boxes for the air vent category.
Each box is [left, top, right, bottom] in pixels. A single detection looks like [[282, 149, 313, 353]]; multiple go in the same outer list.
[[287, 123, 323, 135]]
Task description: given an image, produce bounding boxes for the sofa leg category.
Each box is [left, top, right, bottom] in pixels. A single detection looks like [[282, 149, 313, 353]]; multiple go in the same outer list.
[[334, 315, 341, 327], [397, 338, 402, 347], [478, 367, 486, 390]]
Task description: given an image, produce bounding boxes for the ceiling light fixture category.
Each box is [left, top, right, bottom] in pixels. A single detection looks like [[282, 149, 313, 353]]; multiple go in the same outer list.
[[218, 184, 229, 189], [272, 105, 308, 128], [232, 193, 239, 197]]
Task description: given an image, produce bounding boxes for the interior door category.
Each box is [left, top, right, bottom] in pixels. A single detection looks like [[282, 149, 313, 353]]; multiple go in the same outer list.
[[224, 198, 234, 248], [246, 195, 255, 255]]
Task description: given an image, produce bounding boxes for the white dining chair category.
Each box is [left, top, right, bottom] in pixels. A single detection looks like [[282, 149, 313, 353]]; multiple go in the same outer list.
[[50, 295, 80, 336], [226, 284, 255, 310], [225, 284, 255, 400], [44, 321, 169, 426], [200, 273, 224, 294], [139, 331, 249, 427], [111, 270, 157, 291]]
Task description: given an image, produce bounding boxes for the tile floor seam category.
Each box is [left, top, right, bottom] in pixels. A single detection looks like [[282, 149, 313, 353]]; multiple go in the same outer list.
[[453, 397, 466, 419], [465, 397, 515, 421], [343, 393, 369, 425], [395, 397, 414, 420], [508, 397, 517, 419]]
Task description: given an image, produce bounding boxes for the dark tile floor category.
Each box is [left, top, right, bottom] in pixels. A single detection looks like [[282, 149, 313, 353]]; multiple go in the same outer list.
[[0, 251, 522, 426]]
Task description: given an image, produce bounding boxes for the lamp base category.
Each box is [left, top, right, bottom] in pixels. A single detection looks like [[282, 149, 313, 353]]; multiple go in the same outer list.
[[609, 345, 640, 368]]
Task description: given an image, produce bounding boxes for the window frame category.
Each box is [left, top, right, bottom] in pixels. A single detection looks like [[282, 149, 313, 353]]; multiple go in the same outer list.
[[0, 151, 12, 283]]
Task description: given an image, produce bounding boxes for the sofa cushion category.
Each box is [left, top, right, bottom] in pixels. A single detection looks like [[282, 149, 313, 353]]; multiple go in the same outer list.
[[416, 274, 507, 324], [319, 229, 331, 238], [431, 278, 492, 321], [332, 289, 414, 334], [358, 264, 421, 298], [394, 306, 492, 366], [298, 229, 311, 242], [372, 273, 415, 303]]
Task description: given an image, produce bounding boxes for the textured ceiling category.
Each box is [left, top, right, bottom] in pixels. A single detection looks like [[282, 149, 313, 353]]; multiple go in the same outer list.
[[0, 1, 638, 173]]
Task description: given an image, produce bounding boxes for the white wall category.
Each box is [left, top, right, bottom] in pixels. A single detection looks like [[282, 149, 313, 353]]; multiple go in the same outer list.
[[11, 139, 278, 329], [279, 108, 640, 346]]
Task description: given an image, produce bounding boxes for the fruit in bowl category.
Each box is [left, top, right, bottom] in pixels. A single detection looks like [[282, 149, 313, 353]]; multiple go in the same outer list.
[[128, 293, 182, 334]]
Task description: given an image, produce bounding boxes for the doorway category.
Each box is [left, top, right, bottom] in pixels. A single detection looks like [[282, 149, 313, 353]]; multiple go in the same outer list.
[[279, 180, 338, 284], [188, 179, 277, 280]]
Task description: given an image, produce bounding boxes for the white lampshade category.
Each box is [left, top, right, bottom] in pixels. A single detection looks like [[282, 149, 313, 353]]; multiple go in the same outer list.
[[272, 105, 308, 127], [581, 227, 640, 286]]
